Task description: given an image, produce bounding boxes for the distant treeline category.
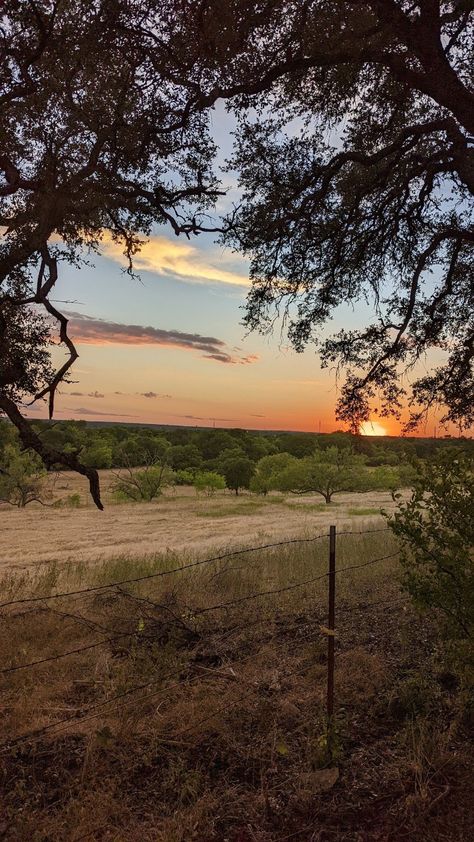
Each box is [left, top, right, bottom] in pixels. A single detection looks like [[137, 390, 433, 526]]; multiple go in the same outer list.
[[0, 419, 471, 472]]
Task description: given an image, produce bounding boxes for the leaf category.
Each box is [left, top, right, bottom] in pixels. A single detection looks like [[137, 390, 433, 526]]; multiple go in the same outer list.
[[276, 740, 289, 756], [137, 617, 145, 632]]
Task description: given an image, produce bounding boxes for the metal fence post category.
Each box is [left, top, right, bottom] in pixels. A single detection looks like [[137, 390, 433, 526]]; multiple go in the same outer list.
[[327, 525, 336, 723]]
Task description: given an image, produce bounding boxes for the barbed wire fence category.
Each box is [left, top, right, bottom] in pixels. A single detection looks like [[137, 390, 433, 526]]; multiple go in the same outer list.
[[0, 524, 405, 759]]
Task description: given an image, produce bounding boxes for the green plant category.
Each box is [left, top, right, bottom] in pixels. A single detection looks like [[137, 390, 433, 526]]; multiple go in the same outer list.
[[389, 452, 474, 642], [193, 471, 225, 496], [0, 445, 48, 507], [218, 453, 255, 496], [66, 492, 81, 508], [112, 464, 174, 502], [272, 446, 377, 504]]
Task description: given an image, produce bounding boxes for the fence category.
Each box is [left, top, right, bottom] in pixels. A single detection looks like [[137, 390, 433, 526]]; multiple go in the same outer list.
[[0, 525, 404, 759]]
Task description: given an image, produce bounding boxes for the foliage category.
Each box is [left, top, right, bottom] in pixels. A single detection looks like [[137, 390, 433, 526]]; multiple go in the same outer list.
[[81, 442, 113, 470], [0, 0, 221, 504], [169, 444, 203, 472], [250, 453, 295, 495], [112, 464, 174, 503], [272, 447, 368, 503], [66, 493, 81, 509], [175, 469, 195, 486], [193, 470, 226, 496], [389, 452, 474, 641], [219, 452, 255, 495], [0, 444, 48, 507], [220, 1, 474, 431]]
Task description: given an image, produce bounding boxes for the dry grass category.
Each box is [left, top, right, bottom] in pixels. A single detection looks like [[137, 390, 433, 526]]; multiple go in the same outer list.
[[1, 518, 473, 841], [0, 469, 406, 572]]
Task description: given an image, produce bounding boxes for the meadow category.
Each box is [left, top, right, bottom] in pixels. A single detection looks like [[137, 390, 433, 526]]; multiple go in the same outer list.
[[0, 469, 403, 571], [1, 475, 473, 841]]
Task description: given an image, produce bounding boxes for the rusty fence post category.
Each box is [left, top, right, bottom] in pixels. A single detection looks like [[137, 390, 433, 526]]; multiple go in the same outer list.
[[327, 525, 336, 726]]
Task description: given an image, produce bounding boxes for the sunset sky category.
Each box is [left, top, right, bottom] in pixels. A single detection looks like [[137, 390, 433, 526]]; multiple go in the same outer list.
[[24, 106, 466, 437], [22, 232, 451, 438]]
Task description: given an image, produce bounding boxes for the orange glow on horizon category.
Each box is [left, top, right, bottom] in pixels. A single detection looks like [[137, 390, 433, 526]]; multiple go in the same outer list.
[[359, 420, 388, 436]]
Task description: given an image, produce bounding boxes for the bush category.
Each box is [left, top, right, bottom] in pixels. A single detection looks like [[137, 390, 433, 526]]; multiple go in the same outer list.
[[389, 452, 474, 642], [0, 445, 48, 507], [66, 493, 81, 508], [174, 469, 195, 486], [111, 465, 174, 502], [193, 471, 225, 496]]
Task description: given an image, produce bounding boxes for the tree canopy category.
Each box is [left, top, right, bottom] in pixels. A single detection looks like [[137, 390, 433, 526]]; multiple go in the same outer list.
[[0, 0, 222, 507], [1, 1, 473, 508], [220, 0, 474, 432]]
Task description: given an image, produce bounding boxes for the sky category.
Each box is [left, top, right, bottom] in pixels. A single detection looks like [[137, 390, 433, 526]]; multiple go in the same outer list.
[[23, 106, 466, 438]]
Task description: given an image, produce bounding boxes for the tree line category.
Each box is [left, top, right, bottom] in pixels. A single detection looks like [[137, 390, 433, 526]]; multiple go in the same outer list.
[[1, 419, 472, 506]]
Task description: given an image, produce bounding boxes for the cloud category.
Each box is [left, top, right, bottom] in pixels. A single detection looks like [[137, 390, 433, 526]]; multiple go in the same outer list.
[[101, 234, 249, 288], [250, 414, 266, 418], [175, 414, 238, 423], [66, 406, 137, 417], [139, 391, 172, 399], [65, 311, 259, 366], [67, 390, 104, 398]]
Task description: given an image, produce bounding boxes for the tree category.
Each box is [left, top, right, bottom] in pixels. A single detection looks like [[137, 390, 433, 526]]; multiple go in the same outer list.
[[219, 1, 474, 432], [273, 447, 369, 503], [0, 1, 222, 507], [219, 453, 255, 495], [81, 441, 113, 470], [193, 470, 225, 496], [0, 444, 49, 507], [169, 444, 203, 472], [250, 452, 295, 495], [112, 462, 174, 502], [389, 452, 474, 642]]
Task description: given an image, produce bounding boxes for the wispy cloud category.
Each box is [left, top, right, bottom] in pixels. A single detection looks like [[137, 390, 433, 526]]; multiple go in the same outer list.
[[175, 414, 238, 423], [65, 311, 259, 366], [139, 391, 172, 399], [101, 234, 249, 288], [65, 406, 137, 417], [67, 390, 104, 398]]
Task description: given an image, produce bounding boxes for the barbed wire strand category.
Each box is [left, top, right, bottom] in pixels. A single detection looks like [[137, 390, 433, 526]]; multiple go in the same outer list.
[[0, 611, 318, 752], [0, 532, 331, 610], [190, 552, 399, 617], [0, 527, 394, 612], [0, 551, 399, 674]]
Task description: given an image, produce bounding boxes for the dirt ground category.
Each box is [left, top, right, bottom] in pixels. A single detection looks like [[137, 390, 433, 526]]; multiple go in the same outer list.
[[0, 470, 403, 571]]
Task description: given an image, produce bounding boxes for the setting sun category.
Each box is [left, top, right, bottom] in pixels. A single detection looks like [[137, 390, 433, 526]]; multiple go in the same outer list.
[[359, 420, 388, 437]]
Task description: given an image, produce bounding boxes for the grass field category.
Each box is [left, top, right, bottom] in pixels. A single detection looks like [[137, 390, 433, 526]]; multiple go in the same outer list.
[[0, 478, 473, 841], [0, 469, 404, 571]]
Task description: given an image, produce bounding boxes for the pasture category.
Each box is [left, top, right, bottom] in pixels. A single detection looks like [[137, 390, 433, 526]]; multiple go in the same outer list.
[[0, 475, 472, 841], [0, 469, 403, 571]]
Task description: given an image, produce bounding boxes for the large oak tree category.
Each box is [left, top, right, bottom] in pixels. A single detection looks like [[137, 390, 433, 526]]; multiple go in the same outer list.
[[217, 0, 474, 432], [1, 1, 473, 509], [0, 0, 227, 507]]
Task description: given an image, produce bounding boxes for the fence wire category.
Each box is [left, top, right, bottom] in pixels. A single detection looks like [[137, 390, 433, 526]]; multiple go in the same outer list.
[[0, 524, 401, 753]]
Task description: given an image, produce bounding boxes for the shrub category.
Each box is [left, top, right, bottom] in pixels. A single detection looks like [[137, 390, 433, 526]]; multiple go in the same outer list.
[[389, 452, 474, 642], [175, 469, 195, 486], [66, 493, 81, 508], [0, 445, 48, 507], [193, 471, 225, 496], [111, 465, 174, 502]]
